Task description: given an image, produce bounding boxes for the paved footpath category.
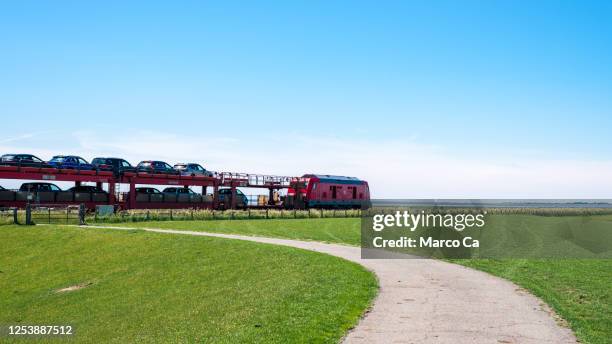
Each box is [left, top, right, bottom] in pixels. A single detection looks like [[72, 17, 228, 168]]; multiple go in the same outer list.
[[84, 225, 577, 344]]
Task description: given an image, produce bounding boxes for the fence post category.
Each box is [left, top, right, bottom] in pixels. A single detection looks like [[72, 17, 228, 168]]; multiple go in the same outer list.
[[146, 210, 150, 221], [170, 209, 173, 220], [266, 208, 269, 219], [13, 208, 18, 225], [79, 204, 86, 225], [320, 208, 323, 218], [26, 204, 32, 225], [248, 209, 251, 219], [308, 208, 311, 218], [294, 209, 296, 218], [48, 208, 51, 224], [344, 209, 347, 218], [333, 209, 336, 218]]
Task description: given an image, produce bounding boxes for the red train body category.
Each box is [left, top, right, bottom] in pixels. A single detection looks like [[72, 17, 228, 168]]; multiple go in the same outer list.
[[288, 174, 370, 209], [0, 165, 371, 210]]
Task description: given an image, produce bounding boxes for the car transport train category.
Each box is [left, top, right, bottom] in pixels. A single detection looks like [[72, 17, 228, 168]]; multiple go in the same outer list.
[[0, 153, 371, 211]]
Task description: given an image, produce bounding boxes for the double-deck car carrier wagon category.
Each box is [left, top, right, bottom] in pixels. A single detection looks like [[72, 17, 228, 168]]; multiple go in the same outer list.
[[0, 165, 370, 211]]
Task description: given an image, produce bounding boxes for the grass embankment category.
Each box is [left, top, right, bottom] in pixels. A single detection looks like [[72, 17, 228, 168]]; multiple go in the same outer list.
[[0, 225, 377, 343], [107, 218, 362, 245], [112, 217, 611, 344]]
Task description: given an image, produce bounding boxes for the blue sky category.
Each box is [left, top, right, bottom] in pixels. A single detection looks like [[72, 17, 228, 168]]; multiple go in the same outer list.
[[1, 1, 611, 197]]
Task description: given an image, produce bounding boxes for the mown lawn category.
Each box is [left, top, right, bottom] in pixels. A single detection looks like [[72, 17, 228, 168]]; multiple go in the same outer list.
[[114, 218, 361, 245], [0, 225, 377, 343], [113, 217, 611, 344]]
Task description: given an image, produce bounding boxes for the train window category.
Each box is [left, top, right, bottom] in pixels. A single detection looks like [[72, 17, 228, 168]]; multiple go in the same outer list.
[[312, 183, 317, 190], [322, 192, 327, 198], [331, 185, 337, 199], [359, 193, 363, 199], [352, 187, 357, 199]]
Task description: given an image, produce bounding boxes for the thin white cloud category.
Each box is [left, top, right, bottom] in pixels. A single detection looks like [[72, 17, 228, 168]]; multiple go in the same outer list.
[[0, 132, 40, 144]]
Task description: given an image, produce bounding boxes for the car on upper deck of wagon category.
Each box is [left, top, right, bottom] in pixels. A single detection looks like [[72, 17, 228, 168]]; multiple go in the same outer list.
[[0, 154, 51, 168], [46, 155, 95, 170]]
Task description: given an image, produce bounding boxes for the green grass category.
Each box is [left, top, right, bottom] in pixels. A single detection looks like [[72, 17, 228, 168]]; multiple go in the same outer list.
[[103, 217, 611, 344], [108, 218, 362, 245], [0, 225, 377, 343]]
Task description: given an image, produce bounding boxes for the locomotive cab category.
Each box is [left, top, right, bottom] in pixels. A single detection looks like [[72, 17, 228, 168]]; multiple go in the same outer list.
[[288, 174, 370, 209]]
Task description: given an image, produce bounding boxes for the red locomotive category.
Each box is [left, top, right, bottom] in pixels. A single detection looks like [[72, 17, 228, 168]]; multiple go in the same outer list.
[[287, 174, 370, 209]]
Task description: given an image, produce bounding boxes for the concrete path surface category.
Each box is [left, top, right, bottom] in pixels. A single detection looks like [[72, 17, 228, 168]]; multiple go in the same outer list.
[[83, 225, 577, 344]]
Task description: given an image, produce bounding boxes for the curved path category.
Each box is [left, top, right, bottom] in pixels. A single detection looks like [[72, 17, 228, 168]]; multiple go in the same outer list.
[[86, 225, 576, 344]]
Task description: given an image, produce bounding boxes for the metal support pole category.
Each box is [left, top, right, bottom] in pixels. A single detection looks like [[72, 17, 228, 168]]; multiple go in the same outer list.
[[25, 203, 32, 225], [13, 208, 18, 224], [212, 185, 219, 209], [79, 204, 86, 225], [230, 185, 237, 209], [108, 180, 116, 204], [129, 179, 136, 210]]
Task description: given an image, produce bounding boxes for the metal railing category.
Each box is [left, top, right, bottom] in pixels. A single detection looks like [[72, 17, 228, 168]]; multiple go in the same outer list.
[[0, 207, 18, 225], [25, 204, 85, 225], [219, 172, 293, 187]]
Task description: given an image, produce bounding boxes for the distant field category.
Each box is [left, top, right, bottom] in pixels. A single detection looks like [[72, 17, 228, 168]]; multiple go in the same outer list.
[[112, 217, 611, 344], [0, 225, 377, 343]]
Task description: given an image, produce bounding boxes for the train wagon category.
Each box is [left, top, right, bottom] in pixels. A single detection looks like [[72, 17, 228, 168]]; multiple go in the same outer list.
[[288, 174, 370, 209]]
